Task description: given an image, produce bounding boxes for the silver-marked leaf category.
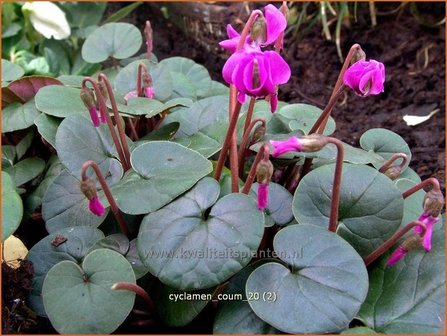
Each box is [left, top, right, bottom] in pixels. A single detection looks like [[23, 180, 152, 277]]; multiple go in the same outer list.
[[42, 249, 136, 334], [26, 226, 105, 316], [293, 163, 404, 257], [112, 141, 212, 215], [246, 224, 369, 334], [138, 177, 265, 290], [82, 23, 142, 63], [35, 85, 85, 118]]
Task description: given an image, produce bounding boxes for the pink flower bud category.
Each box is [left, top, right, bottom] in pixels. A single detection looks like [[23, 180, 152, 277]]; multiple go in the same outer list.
[[144, 86, 155, 99], [414, 212, 439, 252], [124, 90, 138, 103], [257, 182, 269, 210], [88, 106, 100, 127], [88, 196, 105, 216], [386, 246, 408, 266], [270, 136, 303, 157], [343, 59, 385, 96]]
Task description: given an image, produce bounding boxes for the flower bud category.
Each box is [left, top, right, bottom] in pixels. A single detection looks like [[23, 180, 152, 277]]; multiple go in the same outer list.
[[251, 16, 267, 44], [250, 124, 266, 145], [80, 178, 98, 201], [423, 189, 444, 217], [80, 88, 100, 127], [383, 166, 403, 180], [256, 159, 274, 185], [97, 81, 109, 102], [300, 134, 329, 152], [343, 59, 385, 96], [350, 48, 366, 65], [401, 234, 423, 251], [89, 197, 105, 216]]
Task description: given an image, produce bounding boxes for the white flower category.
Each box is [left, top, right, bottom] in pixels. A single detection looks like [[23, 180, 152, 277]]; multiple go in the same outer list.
[[22, 2, 71, 40]]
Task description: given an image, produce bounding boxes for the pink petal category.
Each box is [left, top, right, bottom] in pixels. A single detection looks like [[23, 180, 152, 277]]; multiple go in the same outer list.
[[257, 183, 269, 210], [270, 93, 278, 113], [386, 246, 408, 266], [124, 90, 138, 103], [227, 24, 239, 38], [270, 137, 303, 157], [264, 4, 287, 46], [89, 196, 105, 216], [415, 212, 439, 252], [264, 51, 291, 85], [343, 59, 385, 97], [223, 51, 247, 84], [88, 106, 100, 127], [145, 86, 155, 99]]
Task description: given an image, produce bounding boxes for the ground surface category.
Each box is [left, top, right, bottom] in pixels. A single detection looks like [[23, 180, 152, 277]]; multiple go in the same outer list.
[[3, 2, 445, 334]]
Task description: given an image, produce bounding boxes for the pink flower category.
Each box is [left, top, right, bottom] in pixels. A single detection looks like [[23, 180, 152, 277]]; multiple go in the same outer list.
[[223, 50, 290, 111], [144, 86, 155, 99], [386, 246, 408, 266], [257, 183, 269, 210], [414, 212, 439, 252], [88, 196, 105, 216], [343, 59, 385, 96], [219, 4, 286, 52], [270, 137, 303, 157], [88, 106, 100, 127], [124, 90, 138, 103]]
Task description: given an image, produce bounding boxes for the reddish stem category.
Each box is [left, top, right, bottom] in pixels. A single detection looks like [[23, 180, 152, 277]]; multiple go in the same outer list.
[[364, 220, 427, 266], [98, 74, 131, 171], [326, 138, 344, 232], [137, 63, 144, 97], [81, 161, 130, 237], [378, 153, 408, 173], [242, 144, 269, 194], [238, 118, 266, 176], [82, 78, 128, 171], [112, 282, 155, 312], [236, 9, 264, 51], [243, 97, 257, 134], [402, 177, 441, 199]]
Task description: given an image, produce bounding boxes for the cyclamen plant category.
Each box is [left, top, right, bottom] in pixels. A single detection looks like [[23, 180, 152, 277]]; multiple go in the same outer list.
[[2, 2, 443, 335]]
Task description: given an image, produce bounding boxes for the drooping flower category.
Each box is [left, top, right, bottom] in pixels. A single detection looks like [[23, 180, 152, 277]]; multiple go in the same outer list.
[[386, 233, 423, 266], [219, 4, 287, 52], [386, 246, 408, 266], [80, 88, 101, 127], [124, 90, 138, 103], [222, 50, 290, 111], [257, 183, 269, 210], [270, 136, 303, 157], [22, 2, 71, 40], [343, 59, 385, 96], [88, 196, 105, 216], [256, 152, 274, 211], [414, 212, 439, 252]]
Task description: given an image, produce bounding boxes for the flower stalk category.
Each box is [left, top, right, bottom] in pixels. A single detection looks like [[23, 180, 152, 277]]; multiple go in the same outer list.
[[111, 282, 155, 312], [378, 153, 408, 179], [81, 160, 130, 237], [242, 144, 269, 194], [238, 118, 266, 176], [402, 177, 442, 199]]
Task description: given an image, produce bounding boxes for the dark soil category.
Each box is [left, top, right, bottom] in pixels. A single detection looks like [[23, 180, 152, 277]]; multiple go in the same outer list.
[[3, 2, 445, 334]]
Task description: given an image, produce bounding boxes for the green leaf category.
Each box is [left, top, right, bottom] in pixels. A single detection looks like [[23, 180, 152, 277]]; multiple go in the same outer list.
[[159, 57, 212, 99], [2, 59, 24, 82], [250, 182, 294, 227], [61, 2, 107, 28], [104, 2, 143, 23], [360, 128, 412, 170], [35, 85, 86, 118], [15, 130, 34, 160], [42, 170, 109, 233], [358, 223, 445, 333], [4, 157, 45, 186], [246, 224, 369, 334], [82, 23, 142, 63], [136, 122, 179, 143], [213, 260, 278, 334], [152, 282, 215, 326], [34, 114, 61, 148], [126, 239, 149, 279], [2, 145, 16, 167], [341, 327, 378, 334], [138, 177, 265, 290], [112, 141, 212, 215], [293, 163, 404, 257], [42, 249, 136, 334], [1, 172, 23, 241], [114, 59, 173, 102], [26, 226, 105, 316], [56, 75, 85, 87], [55, 114, 125, 178], [2, 99, 41, 132]]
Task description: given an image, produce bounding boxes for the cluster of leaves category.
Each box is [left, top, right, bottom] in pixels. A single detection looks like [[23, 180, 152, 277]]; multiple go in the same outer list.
[[1, 4, 444, 335]]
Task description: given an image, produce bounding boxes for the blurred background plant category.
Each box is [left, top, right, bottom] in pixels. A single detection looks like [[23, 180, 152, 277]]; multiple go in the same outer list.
[[1, 1, 142, 77]]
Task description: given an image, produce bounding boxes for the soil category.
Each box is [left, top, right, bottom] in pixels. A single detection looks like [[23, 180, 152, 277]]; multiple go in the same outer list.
[[3, 2, 445, 334]]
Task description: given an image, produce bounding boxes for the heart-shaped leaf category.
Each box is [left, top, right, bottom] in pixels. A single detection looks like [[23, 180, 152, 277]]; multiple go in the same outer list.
[[213, 260, 278, 334], [42, 170, 110, 233], [136, 122, 180, 144], [112, 141, 212, 214], [159, 57, 212, 99], [360, 128, 412, 170], [2, 59, 24, 82], [114, 59, 173, 102], [1, 172, 23, 241], [293, 163, 404, 257], [138, 177, 265, 290], [34, 114, 62, 148], [7, 76, 62, 102], [3, 157, 45, 186], [246, 224, 369, 334], [26, 226, 105, 316], [82, 23, 142, 63], [55, 114, 126, 178], [2, 99, 41, 132], [35, 85, 86, 118], [42, 249, 136, 334], [357, 223, 445, 333], [60, 2, 107, 28], [250, 182, 294, 227], [2, 145, 16, 168]]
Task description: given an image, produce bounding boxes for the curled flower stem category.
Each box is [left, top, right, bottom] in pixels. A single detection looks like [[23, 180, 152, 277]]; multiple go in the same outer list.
[[81, 160, 130, 237], [112, 282, 155, 312], [364, 220, 427, 266], [242, 144, 269, 194], [326, 137, 344, 232], [402, 177, 441, 199], [98, 74, 131, 171], [236, 9, 264, 51], [82, 78, 128, 171], [378, 153, 408, 173], [243, 97, 257, 134], [238, 118, 266, 176]]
